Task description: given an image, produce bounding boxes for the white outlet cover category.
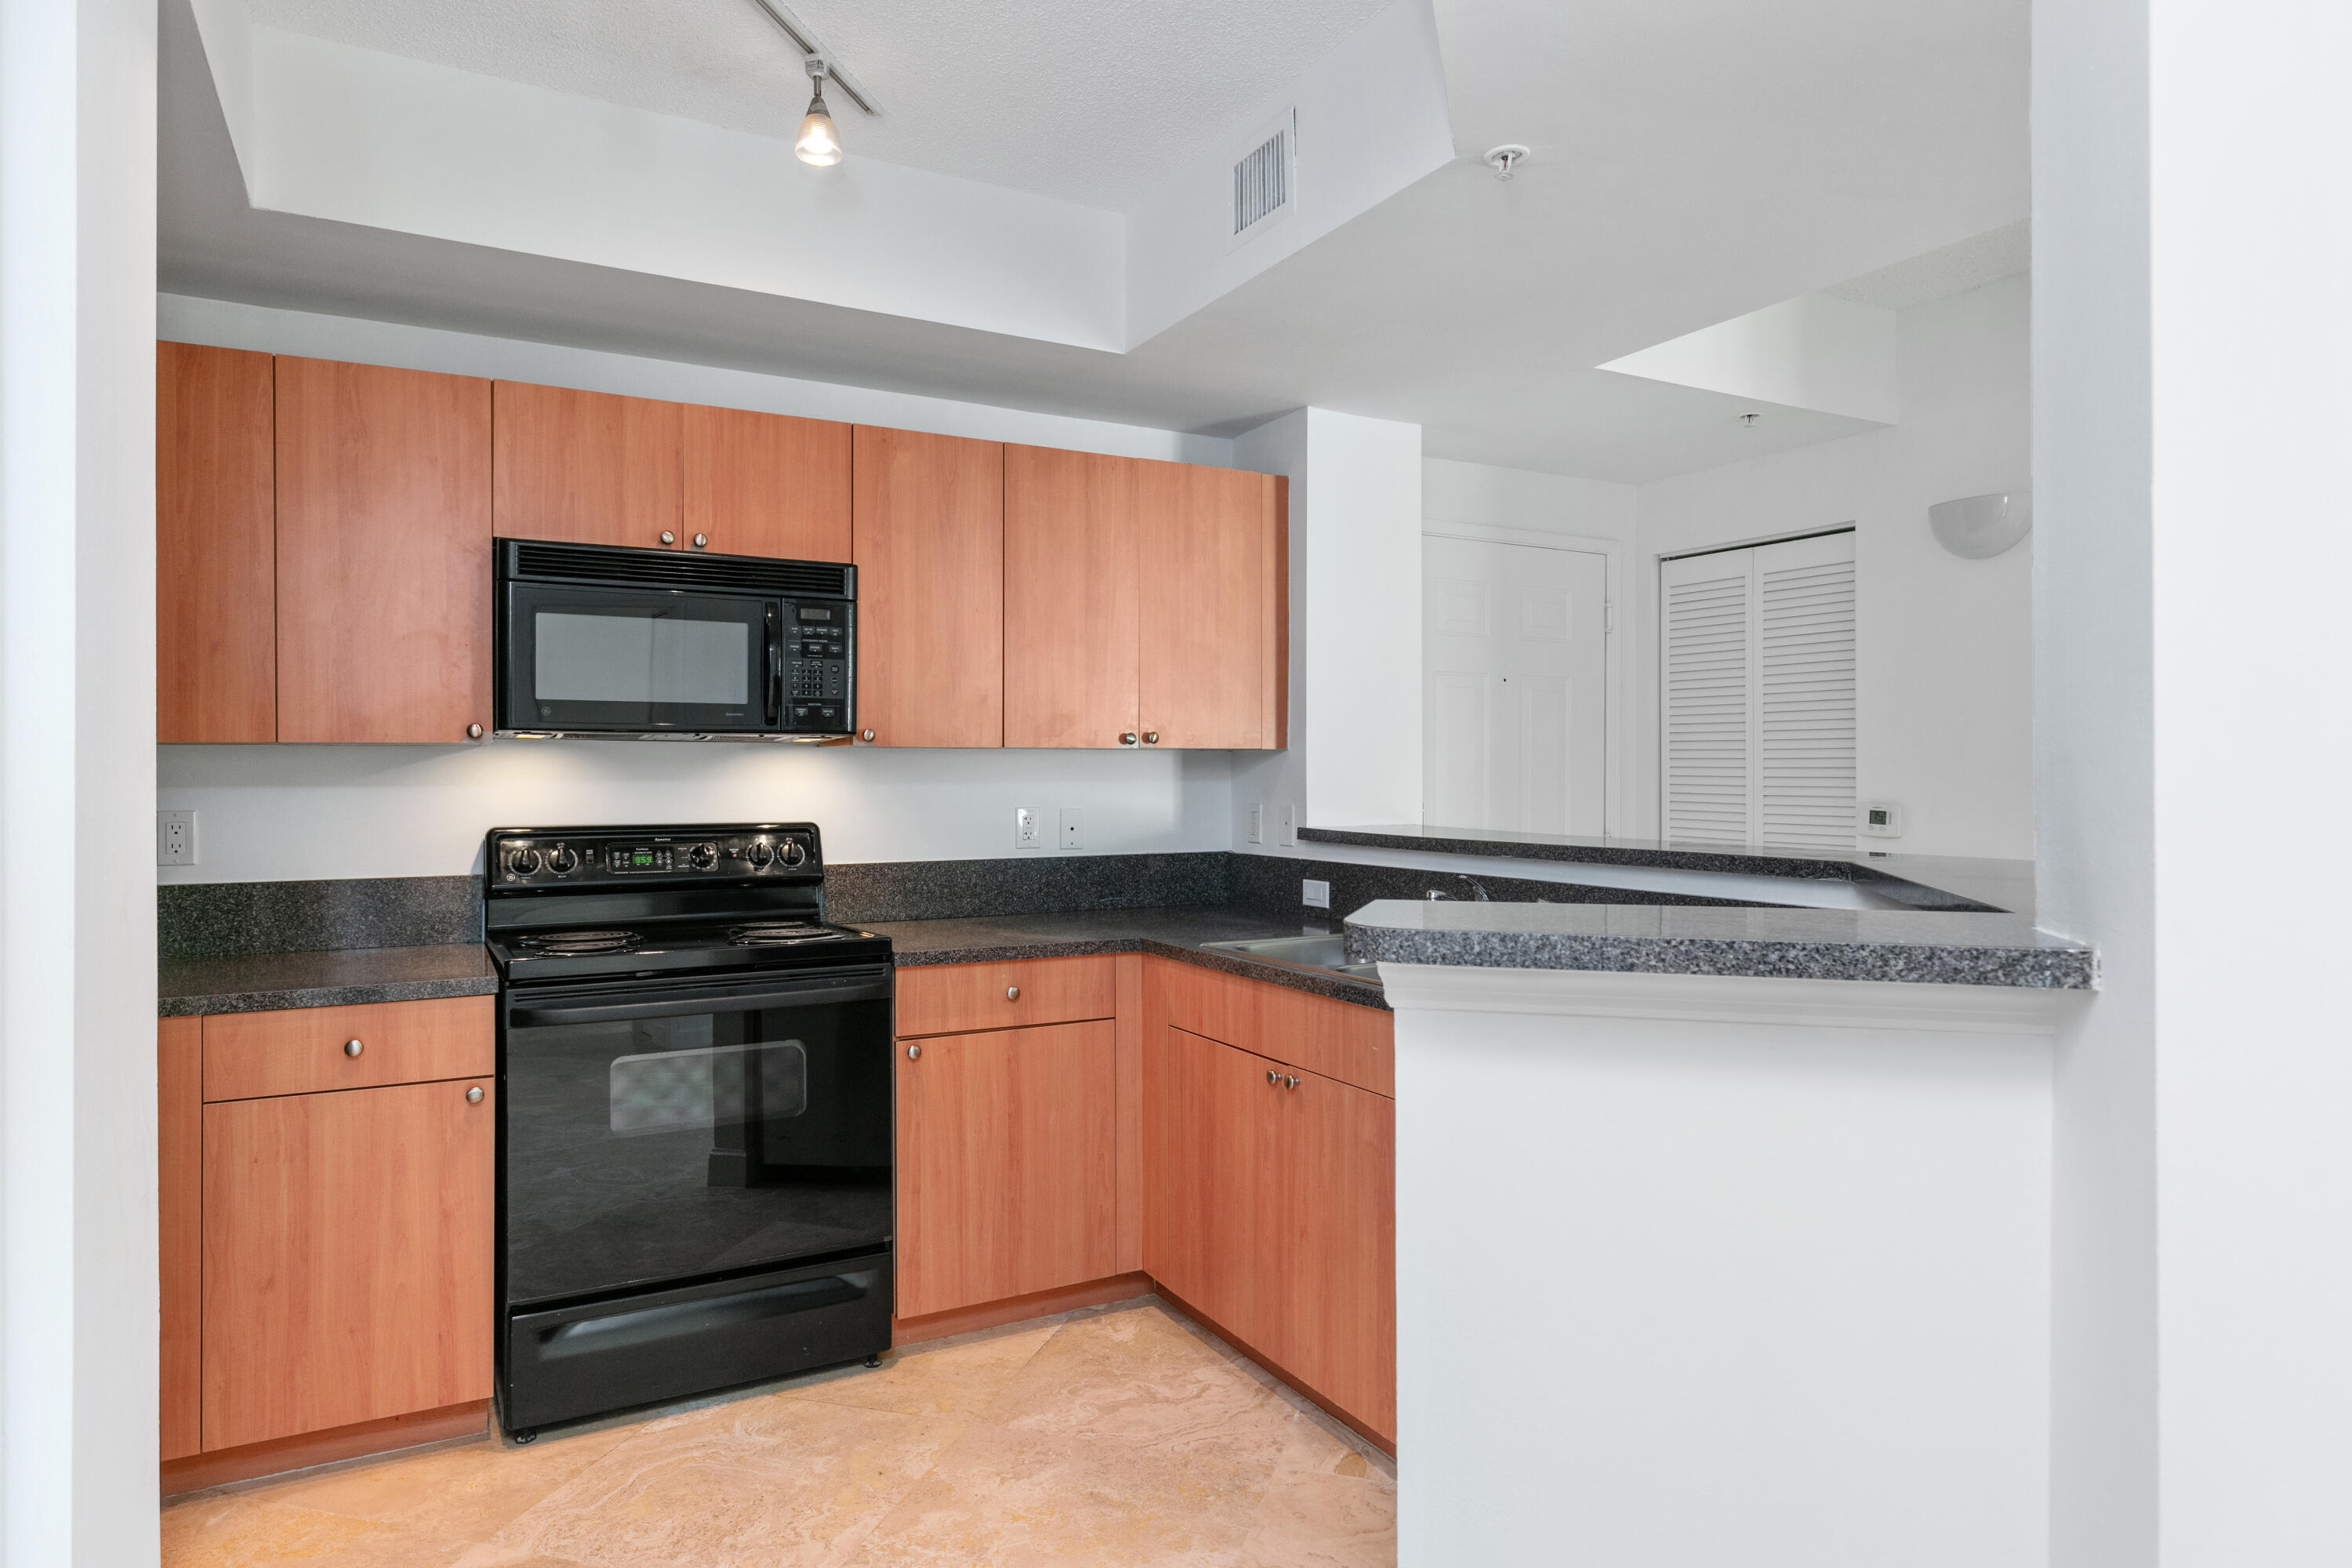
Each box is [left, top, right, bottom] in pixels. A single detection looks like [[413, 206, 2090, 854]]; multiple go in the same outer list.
[[1059, 808, 1083, 850], [1247, 802, 1265, 844], [1278, 804, 1298, 848], [1015, 807, 1040, 848], [1301, 879, 1330, 909], [157, 809, 197, 866]]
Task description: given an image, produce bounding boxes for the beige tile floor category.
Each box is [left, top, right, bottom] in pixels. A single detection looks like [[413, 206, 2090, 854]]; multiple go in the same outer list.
[[162, 1296, 1396, 1567]]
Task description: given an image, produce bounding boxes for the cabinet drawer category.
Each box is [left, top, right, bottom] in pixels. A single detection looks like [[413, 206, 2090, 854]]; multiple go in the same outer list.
[[895, 956, 1115, 1038], [202, 996, 495, 1102], [1153, 959, 1394, 1098]]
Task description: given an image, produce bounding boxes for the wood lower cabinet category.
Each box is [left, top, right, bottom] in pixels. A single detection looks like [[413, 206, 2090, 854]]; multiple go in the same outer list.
[[683, 403, 853, 561], [492, 382, 682, 550], [158, 1018, 204, 1461], [851, 426, 1005, 747], [203, 1074, 495, 1451], [274, 357, 492, 743], [1145, 1026, 1278, 1348], [895, 1020, 1118, 1319], [158, 342, 277, 743]]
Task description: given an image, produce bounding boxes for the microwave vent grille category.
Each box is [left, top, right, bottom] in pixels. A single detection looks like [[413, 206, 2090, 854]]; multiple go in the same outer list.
[[508, 542, 852, 598]]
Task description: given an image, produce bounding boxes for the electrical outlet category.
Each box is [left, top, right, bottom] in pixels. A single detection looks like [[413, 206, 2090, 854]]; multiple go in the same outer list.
[[1302, 879, 1330, 909], [1247, 802, 1265, 844], [1059, 808, 1083, 851], [1015, 807, 1040, 849], [1278, 804, 1298, 848], [157, 810, 197, 866]]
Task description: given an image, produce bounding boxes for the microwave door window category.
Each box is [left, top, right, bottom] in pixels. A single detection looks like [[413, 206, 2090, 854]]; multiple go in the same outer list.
[[534, 611, 750, 707]]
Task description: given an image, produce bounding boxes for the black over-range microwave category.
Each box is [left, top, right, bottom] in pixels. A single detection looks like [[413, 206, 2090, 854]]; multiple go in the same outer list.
[[493, 539, 855, 740]]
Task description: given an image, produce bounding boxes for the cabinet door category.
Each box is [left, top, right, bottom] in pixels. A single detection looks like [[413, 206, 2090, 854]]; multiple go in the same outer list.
[[493, 382, 682, 550], [1272, 1064, 1396, 1442], [851, 426, 1004, 748], [895, 1020, 1116, 1319], [158, 342, 276, 742], [1143, 1026, 1280, 1353], [275, 358, 492, 743], [1138, 464, 1285, 749], [1004, 446, 1139, 748], [202, 1076, 495, 1450], [682, 404, 852, 561], [158, 1018, 202, 1461]]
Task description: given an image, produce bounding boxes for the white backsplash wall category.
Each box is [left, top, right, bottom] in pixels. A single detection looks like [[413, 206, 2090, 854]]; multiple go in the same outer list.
[[155, 293, 1250, 883], [158, 743, 1235, 884]]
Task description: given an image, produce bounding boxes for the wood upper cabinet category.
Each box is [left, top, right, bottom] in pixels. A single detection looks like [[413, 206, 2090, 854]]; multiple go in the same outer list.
[[683, 405, 853, 561], [274, 357, 492, 743], [852, 426, 1004, 747], [158, 1018, 203, 1462], [895, 1020, 1117, 1319], [1139, 465, 1285, 750], [493, 382, 682, 550], [1005, 446, 1140, 748], [158, 342, 277, 743], [202, 1075, 495, 1450]]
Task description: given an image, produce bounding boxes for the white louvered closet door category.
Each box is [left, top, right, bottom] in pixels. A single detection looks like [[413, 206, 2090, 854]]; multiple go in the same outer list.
[[1660, 532, 1855, 851]]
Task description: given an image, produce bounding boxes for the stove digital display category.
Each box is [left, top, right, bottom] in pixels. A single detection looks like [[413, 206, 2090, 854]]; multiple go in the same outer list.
[[607, 846, 672, 873]]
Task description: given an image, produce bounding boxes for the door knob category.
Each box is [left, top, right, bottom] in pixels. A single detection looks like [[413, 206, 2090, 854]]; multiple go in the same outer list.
[[466, 1086, 484, 1104], [659, 531, 676, 545], [1006, 985, 1020, 1001], [343, 1039, 364, 1058], [906, 1044, 921, 1061]]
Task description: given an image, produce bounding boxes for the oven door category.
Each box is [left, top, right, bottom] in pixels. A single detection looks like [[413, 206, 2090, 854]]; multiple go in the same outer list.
[[499, 580, 777, 734], [499, 966, 893, 1312]]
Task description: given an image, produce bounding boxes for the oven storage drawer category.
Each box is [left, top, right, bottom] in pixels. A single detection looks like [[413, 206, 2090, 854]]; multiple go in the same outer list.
[[202, 996, 495, 1102], [503, 1249, 892, 1432], [895, 956, 1115, 1037]]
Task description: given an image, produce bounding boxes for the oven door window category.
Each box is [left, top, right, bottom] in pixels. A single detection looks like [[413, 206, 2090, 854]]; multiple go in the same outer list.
[[505, 583, 771, 732], [504, 992, 891, 1306]]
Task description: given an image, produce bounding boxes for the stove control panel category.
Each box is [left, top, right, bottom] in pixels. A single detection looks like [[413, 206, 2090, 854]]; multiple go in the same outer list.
[[490, 826, 821, 886]]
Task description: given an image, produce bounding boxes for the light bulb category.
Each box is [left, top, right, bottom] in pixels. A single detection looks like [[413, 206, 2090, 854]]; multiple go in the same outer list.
[[795, 60, 841, 167]]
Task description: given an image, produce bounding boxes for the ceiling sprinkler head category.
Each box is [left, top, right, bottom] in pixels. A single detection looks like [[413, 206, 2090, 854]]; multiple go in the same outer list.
[[1739, 412, 1762, 426], [1484, 144, 1529, 180]]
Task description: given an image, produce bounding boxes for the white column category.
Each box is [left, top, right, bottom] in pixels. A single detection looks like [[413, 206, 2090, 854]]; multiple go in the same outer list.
[[0, 1, 158, 1563], [2035, 2, 2352, 1564]]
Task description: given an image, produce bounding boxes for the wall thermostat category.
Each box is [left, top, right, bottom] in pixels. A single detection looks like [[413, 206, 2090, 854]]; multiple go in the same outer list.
[[1860, 801, 1906, 838]]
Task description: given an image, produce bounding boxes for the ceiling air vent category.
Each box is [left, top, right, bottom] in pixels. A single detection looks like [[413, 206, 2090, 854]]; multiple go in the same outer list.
[[1230, 110, 1297, 245]]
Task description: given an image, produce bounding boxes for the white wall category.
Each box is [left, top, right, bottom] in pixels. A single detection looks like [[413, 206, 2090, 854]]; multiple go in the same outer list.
[[157, 295, 1240, 884], [1632, 273, 2034, 859], [2, 0, 159, 1561], [2038, 2, 2352, 1566]]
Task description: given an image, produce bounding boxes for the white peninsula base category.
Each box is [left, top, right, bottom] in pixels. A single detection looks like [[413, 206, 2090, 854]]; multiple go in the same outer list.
[[1384, 963, 2083, 1568]]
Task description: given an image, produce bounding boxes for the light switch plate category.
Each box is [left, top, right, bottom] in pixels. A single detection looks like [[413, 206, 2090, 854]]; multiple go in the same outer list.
[[1247, 802, 1265, 844], [157, 809, 196, 866], [1860, 800, 1906, 838], [1015, 807, 1040, 849], [1059, 808, 1083, 850], [1301, 879, 1330, 909], [1278, 804, 1298, 848]]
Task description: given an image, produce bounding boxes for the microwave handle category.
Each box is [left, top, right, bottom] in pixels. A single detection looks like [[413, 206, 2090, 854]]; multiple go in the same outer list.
[[764, 603, 782, 728]]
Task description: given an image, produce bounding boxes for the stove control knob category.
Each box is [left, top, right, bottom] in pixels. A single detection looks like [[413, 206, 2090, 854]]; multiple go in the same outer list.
[[510, 848, 542, 876], [746, 840, 775, 869], [779, 838, 809, 868], [546, 845, 579, 875], [688, 842, 719, 870]]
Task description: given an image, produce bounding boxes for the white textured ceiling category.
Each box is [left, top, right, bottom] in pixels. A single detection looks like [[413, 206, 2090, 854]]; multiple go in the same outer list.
[[242, 0, 1397, 211]]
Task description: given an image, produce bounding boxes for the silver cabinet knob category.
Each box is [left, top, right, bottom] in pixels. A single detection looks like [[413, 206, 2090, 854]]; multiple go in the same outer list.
[[691, 533, 709, 550], [906, 1044, 921, 1061], [1143, 731, 1160, 746], [1119, 732, 1138, 746], [1285, 1075, 1301, 1089], [1006, 985, 1020, 1001], [466, 724, 483, 739], [1266, 1069, 1279, 1086], [343, 1039, 364, 1058], [860, 729, 876, 742], [466, 1086, 485, 1104], [659, 530, 676, 545]]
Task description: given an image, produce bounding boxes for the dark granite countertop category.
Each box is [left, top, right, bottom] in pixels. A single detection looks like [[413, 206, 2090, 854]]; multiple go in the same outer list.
[[1343, 899, 2096, 989], [160, 944, 497, 1018], [864, 906, 1391, 1011]]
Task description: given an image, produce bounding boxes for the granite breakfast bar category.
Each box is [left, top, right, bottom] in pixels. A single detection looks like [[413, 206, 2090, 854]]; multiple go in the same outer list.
[[1334, 834, 2092, 1568]]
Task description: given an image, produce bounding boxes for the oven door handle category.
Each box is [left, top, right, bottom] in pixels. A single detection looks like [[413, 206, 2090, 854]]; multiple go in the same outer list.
[[508, 978, 891, 1026]]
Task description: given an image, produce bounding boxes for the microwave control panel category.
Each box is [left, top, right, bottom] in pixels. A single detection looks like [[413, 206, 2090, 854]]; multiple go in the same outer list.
[[780, 599, 853, 735]]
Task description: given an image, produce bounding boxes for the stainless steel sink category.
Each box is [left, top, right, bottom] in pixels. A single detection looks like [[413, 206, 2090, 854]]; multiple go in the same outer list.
[[1203, 934, 1383, 985]]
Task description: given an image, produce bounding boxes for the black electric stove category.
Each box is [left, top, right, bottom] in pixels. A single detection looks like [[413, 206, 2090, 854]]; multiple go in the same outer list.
[[486, 822, 895, 1436]]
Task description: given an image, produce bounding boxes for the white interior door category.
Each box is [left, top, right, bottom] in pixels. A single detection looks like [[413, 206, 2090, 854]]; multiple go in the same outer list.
[[1422, 535, 1609, 833]]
